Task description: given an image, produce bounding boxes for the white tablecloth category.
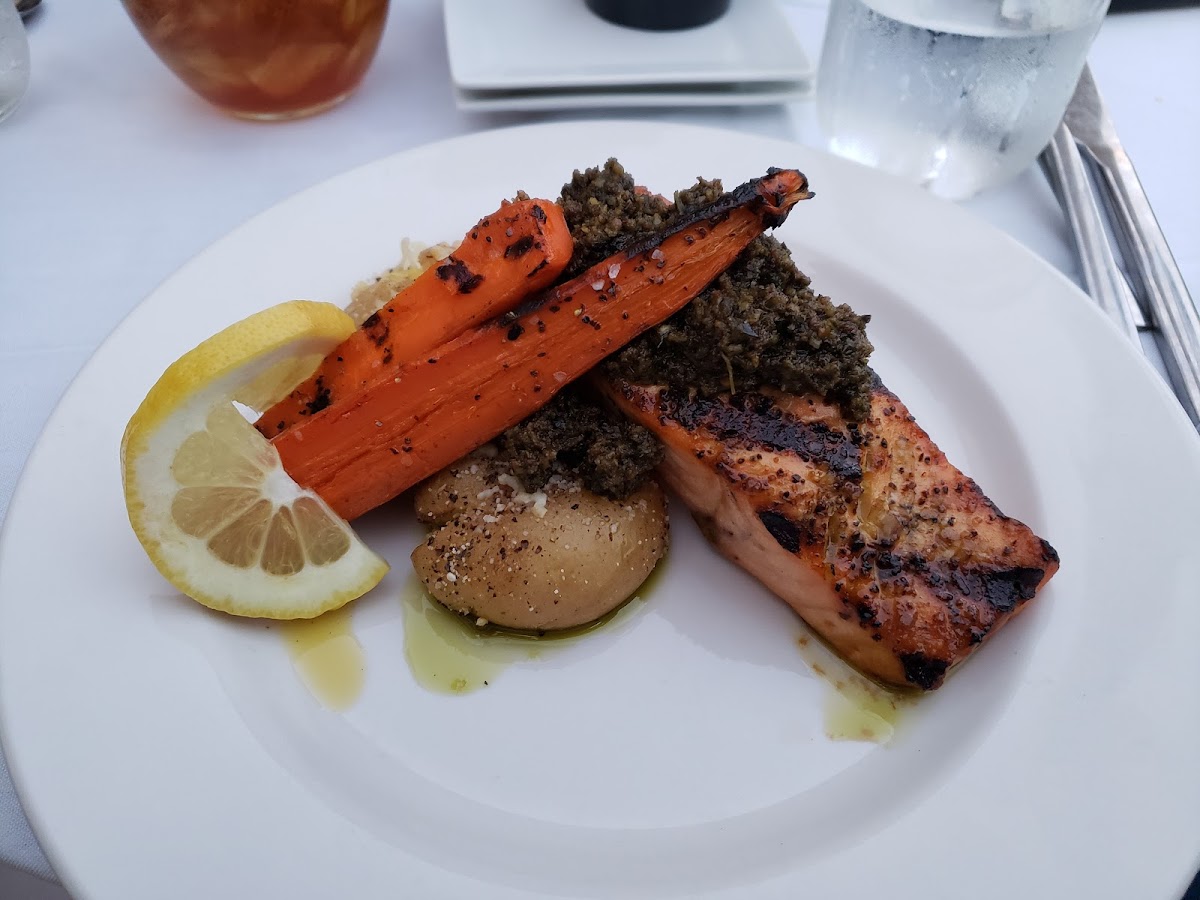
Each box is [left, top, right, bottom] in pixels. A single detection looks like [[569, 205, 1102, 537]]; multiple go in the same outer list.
[[1, 0, 1197, 890]]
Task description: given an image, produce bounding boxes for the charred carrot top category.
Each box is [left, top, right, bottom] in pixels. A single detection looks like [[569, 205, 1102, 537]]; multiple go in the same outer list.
[[255, 198, 573, 434], [273, 169, 813, 521]]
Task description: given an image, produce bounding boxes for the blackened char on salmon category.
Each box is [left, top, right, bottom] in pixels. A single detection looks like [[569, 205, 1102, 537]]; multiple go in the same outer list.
[[600, 379, 1058, 691]]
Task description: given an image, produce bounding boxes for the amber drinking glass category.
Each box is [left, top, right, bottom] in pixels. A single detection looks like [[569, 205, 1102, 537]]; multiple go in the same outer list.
[[120, 0, 389, 120]]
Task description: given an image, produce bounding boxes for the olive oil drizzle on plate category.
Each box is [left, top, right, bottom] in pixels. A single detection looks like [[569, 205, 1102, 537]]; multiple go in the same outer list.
[[795, 632, 910, 743], [280, 603, 365, 711], [278, 558, 667, 707], [274, 558, 904, 741], [401, 576, 650, 695]]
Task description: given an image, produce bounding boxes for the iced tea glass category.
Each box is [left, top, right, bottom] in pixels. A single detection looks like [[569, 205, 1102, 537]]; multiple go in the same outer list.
[[120, 0, 389, 120]]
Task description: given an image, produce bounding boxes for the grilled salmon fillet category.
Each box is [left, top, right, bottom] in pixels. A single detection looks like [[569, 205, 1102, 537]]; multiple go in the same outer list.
[[600, 377, 1059, 690]]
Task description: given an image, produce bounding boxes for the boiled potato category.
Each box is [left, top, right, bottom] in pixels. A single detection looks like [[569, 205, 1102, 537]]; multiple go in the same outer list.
[[412, 451, 500, 527], [411, 460, 667, 632]]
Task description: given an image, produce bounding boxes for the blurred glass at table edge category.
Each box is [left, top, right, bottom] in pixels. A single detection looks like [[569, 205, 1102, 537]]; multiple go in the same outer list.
[[816, 0, 1111, 200], [119, 0, 389, 121], [0, 0, 31, 124]]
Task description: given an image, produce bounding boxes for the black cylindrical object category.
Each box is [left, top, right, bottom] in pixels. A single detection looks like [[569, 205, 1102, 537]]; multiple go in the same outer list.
[[585, 0, 732, 31]]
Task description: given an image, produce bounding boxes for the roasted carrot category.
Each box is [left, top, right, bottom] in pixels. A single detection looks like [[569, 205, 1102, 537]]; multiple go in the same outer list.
[[255, 198, 573, 436], [273, 169, 813, 521]]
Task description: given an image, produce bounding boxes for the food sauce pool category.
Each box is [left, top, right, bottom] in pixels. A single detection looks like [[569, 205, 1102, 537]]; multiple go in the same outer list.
[[278, 559, 908, 744], [795, 632, 910, 742], [400, 579, 648, 694], [279, 604, 365, 711], [281, 561, 665, 707]]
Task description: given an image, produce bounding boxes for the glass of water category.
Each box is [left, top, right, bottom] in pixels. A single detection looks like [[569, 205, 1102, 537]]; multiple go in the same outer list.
[[0, 0, 31, 124], [816, 0, 1110, 199]]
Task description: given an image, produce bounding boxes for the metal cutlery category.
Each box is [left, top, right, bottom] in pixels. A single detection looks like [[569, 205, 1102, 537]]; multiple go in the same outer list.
[[1040, 123, 1141, 345], [1041, 63, 1200, 427]]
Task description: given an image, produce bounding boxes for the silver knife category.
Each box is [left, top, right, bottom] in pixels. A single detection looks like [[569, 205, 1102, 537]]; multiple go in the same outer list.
[[1064, 64, 1200, 427]]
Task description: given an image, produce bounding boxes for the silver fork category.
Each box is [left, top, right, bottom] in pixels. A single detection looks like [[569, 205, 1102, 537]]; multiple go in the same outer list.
[[1039, 122, 1141, 345]]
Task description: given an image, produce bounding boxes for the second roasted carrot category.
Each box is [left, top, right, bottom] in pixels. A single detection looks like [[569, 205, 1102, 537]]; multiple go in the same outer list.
[[256, 198, 573, 436]]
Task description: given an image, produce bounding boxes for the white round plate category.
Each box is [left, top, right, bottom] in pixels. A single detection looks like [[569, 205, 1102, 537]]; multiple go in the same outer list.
[[2, 122, 1198, 900]]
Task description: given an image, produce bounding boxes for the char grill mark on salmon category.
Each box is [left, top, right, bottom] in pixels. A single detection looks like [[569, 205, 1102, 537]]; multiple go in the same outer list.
[[601, 378, 1059, 690]]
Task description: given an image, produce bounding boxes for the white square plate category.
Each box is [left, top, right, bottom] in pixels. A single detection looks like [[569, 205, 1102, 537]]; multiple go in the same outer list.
[[452, 79, 811, 112], [443, 0, 813, 91]]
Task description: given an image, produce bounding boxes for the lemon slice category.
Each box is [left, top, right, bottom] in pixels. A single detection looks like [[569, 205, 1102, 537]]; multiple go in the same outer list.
[[121, 300, 388, 619]]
